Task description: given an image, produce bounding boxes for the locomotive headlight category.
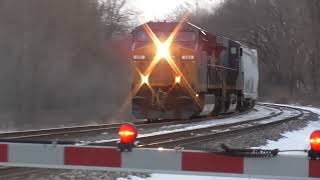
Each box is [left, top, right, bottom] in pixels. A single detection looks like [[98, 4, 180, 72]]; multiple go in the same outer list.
[[175, 76, 181, 84], [156, 43, 170, 60], [182, 55, 194, 60], [141, 74, 149, 85]]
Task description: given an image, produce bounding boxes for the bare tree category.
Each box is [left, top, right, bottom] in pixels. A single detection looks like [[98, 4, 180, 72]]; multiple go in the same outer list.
[[0, 0, 136, 129]]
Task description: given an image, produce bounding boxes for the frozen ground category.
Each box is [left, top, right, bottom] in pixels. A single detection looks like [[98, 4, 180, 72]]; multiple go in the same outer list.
[[259, 120, 319, 154], [258, 103, 320, 154]]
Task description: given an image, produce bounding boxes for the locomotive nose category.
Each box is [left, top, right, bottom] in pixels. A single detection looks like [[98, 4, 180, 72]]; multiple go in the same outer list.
[[149, 59, 175, 86], [147, 44, 180, 86]]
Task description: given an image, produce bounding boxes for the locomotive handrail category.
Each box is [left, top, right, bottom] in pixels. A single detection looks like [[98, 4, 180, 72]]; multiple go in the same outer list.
[[207, 64, 238, 71]]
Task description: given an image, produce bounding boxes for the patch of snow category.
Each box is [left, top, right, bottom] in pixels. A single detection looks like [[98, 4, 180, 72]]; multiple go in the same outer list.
[[259, 120, 320, 155]]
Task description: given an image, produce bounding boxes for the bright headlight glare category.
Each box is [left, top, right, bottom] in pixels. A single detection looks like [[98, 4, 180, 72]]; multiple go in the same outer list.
[[175, 76, 181, 84], [181, 55, 194, 60], [157, 43, 170, 59], [141, 75, 149, 85]]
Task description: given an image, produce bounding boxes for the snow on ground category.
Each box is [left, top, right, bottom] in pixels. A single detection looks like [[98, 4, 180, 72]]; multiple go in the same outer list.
[[258, 103, 320, 154], [259, 120, 320, 154]]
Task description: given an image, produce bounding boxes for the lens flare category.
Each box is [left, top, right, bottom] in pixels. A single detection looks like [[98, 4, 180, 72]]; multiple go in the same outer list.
[[141, 74, 149, 85], [157, 43, 170, 59], [175, 76, 181, 84]]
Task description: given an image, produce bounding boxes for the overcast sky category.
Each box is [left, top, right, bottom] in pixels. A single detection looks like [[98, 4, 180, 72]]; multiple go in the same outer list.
[[128, 0, 222, 23]]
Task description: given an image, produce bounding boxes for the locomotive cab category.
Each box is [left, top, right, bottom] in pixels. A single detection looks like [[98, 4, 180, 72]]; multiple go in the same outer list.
[[131, 22, 201, 120], [131, 30, 198, 86]]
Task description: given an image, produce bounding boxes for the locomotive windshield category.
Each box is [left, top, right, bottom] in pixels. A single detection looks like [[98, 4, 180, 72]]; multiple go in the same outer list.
[[135, 31, 196, 42], [175, 32, 197, 42]]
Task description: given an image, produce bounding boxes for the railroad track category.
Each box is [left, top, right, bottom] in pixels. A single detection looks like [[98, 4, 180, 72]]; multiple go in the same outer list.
[[144, 105, 304, 148], [96, 104, 304, 148], [0, 119, 191, 141], [0, 108, 254, 142]]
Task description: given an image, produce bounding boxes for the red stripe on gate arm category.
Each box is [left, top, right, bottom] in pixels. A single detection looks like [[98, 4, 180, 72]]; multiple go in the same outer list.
[[64, 147, 121, 167], [182, 152, 243, 174], [309, 160, 320, 178], [0, 144, 8, 162]]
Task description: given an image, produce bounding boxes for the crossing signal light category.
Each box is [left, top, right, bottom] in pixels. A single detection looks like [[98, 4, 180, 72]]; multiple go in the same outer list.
[[308, 130, 320, 160], [310, 130, 320, 152], [118, 123, 138, 152]]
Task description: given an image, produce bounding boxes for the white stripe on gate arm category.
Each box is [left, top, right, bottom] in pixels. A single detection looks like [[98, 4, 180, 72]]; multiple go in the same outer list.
[[244, 155, 309, 177], [122, 148, 182, 170], [9, 143, 64, 165]]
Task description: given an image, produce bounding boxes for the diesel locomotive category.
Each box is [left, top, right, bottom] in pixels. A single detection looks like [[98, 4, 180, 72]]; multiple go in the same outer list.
[[130, 21, 258, 121]]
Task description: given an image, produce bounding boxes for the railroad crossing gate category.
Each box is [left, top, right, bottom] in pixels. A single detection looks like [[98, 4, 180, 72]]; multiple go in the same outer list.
[[0, 143, 319, 179]]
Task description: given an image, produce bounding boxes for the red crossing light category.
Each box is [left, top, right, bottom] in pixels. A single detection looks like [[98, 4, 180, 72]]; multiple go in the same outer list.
[[310, 130, 320, 152], [118, 123, 138, 144]]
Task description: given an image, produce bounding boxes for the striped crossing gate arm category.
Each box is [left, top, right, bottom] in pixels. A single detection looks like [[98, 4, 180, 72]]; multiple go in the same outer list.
[[0, 144, 8, 162], [0, 143, 319, 179]]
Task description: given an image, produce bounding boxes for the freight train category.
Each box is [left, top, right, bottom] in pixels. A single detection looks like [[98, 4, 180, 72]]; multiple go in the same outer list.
[[130, 21, 258, 121]]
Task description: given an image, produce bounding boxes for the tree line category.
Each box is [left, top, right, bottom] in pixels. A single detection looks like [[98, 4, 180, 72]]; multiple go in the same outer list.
[[0, 0, 134, 129]]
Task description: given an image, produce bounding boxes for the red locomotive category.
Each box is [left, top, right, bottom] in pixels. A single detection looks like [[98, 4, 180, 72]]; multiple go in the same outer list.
[[130, 21, 258, 121]]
